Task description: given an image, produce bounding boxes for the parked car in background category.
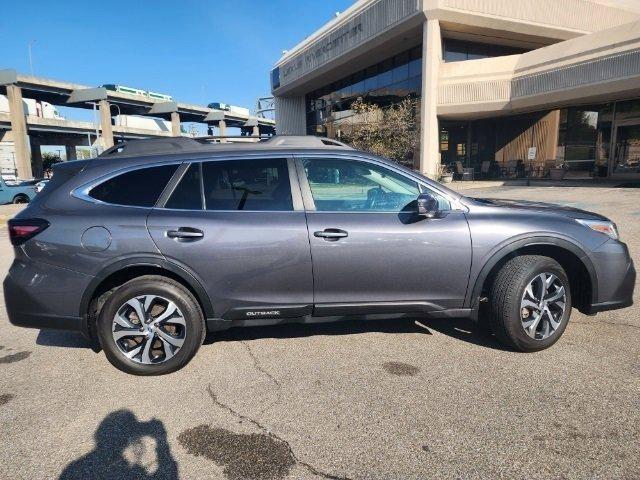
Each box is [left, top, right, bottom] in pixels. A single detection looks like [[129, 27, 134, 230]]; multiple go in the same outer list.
[[3, 136, 635, 375], [0, 175, 36, 204]]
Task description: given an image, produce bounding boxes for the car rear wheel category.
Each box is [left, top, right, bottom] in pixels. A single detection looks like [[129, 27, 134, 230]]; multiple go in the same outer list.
[[488, 255, 571, 352], [97, 275, 205, 375]]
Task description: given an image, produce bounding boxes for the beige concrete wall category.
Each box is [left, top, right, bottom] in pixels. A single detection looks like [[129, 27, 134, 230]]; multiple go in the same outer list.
[[438, 19, 640, 118], [425, 0, 640, 38], [274, 0, 640, 95]]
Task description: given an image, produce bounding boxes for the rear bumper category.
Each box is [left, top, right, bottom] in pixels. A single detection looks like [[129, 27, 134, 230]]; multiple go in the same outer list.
[[3, 256, 91, 335], [586, 240, 635, 314]]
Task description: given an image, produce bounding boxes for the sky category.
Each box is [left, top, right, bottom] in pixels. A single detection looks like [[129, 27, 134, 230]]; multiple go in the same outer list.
[[0, 0, 354, 119]]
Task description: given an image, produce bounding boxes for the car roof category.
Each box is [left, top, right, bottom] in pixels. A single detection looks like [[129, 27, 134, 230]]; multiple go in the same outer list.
[[97, 135, 353, 161], [63, 135, 464, 204]]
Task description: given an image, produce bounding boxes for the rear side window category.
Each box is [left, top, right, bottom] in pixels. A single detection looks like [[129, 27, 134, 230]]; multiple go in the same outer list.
[[202, 158, 292, 211], [89, 164, 178, 207], [165, 163, 203, 210]]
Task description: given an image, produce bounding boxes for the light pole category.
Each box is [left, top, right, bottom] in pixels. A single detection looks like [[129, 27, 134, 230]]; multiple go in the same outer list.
[[28, 40, 36, 76]]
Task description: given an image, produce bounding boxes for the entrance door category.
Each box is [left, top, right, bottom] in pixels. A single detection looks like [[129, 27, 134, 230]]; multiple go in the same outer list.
[[297, 155, 472, 316], [147, 157, 313, 321], [612, 123, 640, 175]]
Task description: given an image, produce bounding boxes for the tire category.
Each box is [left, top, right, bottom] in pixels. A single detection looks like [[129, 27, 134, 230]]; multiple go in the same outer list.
[[488, 255, 572, 352], [97, 275, 205, 375], [12, 194, 29, 204]]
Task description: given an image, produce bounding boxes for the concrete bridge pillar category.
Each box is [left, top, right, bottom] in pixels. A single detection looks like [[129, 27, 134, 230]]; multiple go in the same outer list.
[[28, 136, 43, 179], [6, 85, 33, 179], [170, 111, 181, 137], [218, 120, 227, 143], [65, 144, 77, 161], [98, 100, 114, 149]]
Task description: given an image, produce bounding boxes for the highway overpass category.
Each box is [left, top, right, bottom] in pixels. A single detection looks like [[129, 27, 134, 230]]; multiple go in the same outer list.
[[0, 69, 275, 178]]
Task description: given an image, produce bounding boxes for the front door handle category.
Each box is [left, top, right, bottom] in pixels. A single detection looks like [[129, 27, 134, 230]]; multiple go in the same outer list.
[[314, 228, 348, 240], [166, 227, 204, 241]]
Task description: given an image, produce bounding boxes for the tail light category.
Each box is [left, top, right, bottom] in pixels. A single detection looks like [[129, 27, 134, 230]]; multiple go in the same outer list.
[[8, 218, 49, 246]]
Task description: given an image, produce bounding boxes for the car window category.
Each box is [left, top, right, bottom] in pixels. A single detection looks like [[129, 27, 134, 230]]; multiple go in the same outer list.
[[201, 158, 292, 211], [89, 164, 178, 207], [165, 163, 202, 210], [302, 158, 421, 212]]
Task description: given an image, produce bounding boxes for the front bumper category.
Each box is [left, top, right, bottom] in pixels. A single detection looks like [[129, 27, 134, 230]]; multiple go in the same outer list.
[[586, 239, 636, 314]]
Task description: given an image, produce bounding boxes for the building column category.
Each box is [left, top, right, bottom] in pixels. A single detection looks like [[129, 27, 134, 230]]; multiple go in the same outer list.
[[218, 120, 227, 143], [252, 125, 260, 138], [98, 100, 114, 149], [6, 85, 33, 179], [419, 18, 442, 179], [170, 111, 181, 137]]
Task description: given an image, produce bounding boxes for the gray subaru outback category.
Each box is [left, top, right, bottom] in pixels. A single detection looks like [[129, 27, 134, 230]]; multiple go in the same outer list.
[[3, 136, 635, 375]]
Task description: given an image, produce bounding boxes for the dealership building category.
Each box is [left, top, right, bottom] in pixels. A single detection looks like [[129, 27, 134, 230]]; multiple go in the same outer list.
[[271, 0, 640, 179]]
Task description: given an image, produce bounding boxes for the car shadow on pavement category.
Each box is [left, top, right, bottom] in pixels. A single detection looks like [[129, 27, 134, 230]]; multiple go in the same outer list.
[[207, 316, 511, 351], [36, 329, 91, 349], [33, 317, 509, 352], [59, 409, 179, 480], [419, 317, 512, 351]]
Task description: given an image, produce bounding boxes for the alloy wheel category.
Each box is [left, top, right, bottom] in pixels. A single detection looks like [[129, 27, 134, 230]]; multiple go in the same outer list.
[[520, 272, 567, 340], [112, 295, 186, 364]]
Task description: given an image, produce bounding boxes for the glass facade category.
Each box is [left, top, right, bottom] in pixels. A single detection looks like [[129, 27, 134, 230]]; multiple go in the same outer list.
[[557, 104, 613, 173], [438, 98, 640, 179], [300, 31, 640, 179], [443, 39, 528, 62], [612, 99, 640, 175], [305, 45, 422, 139]]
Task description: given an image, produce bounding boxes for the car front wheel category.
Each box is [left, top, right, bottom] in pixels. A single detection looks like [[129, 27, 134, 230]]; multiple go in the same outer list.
[[97, 275, 205, 375], [488, 255, 572, 352]]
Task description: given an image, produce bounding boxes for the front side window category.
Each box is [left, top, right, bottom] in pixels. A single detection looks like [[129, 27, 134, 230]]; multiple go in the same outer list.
[[89, 164, 178, 207], [302, 158, 421, 212], [202, 158, 292, 211]]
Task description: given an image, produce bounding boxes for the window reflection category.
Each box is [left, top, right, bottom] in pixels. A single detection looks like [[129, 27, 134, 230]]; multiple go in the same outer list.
[[443, 39, 528, 62], [305, 45, 423, 164]]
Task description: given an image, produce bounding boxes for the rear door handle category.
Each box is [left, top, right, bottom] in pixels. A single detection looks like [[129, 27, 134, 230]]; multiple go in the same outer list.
[[314, 228, 348, 240], [166, 227, 204, 241]]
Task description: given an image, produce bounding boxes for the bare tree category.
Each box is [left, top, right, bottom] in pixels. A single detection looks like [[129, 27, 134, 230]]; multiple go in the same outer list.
[[340, 98, 419, 168]]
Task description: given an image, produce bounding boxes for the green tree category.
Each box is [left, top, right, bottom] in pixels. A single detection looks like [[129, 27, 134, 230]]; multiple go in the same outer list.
[[42, 152, 62, 172], [340, 98, 419, 168]]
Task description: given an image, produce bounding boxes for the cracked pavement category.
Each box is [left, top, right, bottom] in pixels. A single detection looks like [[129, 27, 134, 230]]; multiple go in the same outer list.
[[0, 185, 639, 479]]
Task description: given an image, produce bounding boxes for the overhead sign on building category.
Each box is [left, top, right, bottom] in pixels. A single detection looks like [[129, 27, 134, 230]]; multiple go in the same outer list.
[[274, 0, 419, 89]]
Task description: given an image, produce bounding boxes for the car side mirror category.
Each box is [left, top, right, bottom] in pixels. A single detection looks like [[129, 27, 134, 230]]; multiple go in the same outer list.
[[417, 193, 439, 218]]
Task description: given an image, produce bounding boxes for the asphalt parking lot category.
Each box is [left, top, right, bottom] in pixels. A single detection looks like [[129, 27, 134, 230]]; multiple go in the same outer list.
[[0, 184, 638, 480]]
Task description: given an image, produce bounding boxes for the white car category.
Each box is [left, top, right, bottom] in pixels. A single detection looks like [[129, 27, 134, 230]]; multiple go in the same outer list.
[[35, 180, 49, 193]]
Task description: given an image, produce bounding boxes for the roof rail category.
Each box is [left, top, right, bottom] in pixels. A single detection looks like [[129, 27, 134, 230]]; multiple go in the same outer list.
[[98, 137, 205, 157], [263, 135, 352, 148], [97, 135, 353, 158]]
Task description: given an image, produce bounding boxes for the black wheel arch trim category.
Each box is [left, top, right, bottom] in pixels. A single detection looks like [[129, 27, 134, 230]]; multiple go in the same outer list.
[[467, 234, 598, 314], [79, 255, 214, 323]]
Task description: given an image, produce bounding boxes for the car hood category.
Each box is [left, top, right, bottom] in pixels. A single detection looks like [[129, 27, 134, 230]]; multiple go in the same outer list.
[[467, 197, 609, 221]]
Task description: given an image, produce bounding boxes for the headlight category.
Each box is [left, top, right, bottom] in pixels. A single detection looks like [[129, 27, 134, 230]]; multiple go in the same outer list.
[[576, 219, 619, 240]]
